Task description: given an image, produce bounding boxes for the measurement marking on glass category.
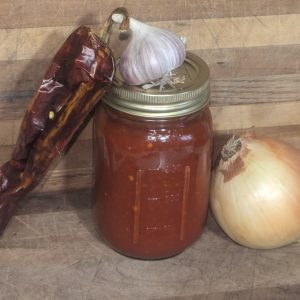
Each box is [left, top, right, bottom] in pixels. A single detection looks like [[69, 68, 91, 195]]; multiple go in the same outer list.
[[180, 166, 190, 241], [133, 170, 143, 244]]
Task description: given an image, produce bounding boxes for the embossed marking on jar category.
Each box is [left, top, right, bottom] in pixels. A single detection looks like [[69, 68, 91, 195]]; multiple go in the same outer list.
[[180, 165, 191, 241], [133, 169, 143, 244]]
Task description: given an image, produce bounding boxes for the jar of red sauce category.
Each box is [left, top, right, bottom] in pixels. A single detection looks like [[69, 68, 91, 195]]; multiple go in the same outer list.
[[93, 52, 213, 259]]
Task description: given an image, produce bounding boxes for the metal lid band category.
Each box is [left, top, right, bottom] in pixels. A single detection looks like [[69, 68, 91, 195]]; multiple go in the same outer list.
[[103, 52, 210, 118]]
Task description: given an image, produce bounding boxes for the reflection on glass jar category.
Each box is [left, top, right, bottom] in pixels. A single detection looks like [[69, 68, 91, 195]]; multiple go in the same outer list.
[[93, 52, 213, 259]]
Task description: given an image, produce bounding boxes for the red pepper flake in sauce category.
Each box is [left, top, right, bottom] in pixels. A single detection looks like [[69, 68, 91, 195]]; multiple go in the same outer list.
[[128, 175, 135, 182], [147, 142, 153, 149]]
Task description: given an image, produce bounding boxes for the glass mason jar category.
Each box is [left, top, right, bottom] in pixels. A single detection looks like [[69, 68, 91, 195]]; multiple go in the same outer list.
[[93, 52, 213, 259]]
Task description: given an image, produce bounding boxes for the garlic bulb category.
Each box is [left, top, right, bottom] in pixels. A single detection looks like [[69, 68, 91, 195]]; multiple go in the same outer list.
[[210, 134, 300, 249], [118, 17, 186, 85]]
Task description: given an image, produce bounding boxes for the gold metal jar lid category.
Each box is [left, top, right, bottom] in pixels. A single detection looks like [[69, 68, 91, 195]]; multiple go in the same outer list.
[[103, 52, 210, 118]]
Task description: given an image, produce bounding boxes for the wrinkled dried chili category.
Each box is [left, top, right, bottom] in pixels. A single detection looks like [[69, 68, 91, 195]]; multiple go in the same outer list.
[[0, 8, 129, 235]]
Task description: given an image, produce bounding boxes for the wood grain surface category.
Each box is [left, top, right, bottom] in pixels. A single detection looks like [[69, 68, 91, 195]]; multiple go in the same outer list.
[[1, 14, 300, 62], [1, 0, 300, 29], [0, 2, 300, 298], [1, 189, 300, 299], [0, 2, 299, 193], [0, 2, 299, 194]]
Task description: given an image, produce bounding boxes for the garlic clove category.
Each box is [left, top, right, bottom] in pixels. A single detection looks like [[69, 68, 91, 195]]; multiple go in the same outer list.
[[118, 17, 186, 85]]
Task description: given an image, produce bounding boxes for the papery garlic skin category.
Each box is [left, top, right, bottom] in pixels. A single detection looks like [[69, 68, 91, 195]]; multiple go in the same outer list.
[[210, 135, 300, 249], [119, 18, 186, 85]]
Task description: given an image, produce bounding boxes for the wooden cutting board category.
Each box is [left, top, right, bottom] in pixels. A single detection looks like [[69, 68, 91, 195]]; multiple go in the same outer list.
[[0, 0, 299, 193], [1, 188, 300, 299]]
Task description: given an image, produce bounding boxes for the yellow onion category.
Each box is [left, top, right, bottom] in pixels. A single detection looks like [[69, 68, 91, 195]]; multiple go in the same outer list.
[[210, 134, 300, 249]]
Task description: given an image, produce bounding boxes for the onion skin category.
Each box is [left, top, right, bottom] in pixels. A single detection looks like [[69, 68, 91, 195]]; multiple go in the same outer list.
[[210, 134, 300, 249]]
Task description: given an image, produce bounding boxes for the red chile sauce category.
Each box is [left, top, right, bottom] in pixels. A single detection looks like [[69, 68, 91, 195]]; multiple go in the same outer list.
[[92, 52, 213, 259]]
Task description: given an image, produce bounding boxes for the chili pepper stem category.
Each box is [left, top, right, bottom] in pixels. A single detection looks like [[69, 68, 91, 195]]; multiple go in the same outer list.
[[100, 7, 130, 44]]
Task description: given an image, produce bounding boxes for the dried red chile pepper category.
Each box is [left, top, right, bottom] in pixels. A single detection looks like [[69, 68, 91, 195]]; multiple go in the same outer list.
[[0, 8, 129, 235]]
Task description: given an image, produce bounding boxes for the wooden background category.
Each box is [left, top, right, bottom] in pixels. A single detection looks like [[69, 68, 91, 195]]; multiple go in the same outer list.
[[1, 2, 300, 299], [0, 0, 299, 193]]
